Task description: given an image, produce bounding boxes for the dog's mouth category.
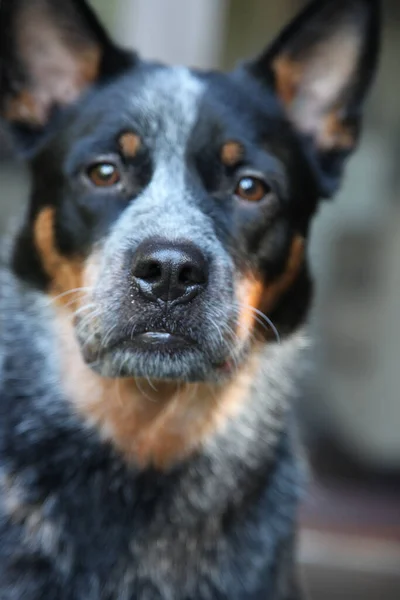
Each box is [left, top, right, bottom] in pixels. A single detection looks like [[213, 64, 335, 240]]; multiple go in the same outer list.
[[78, 323, 238, 382], [107, 331, 197, 354], [81, 330, 198, 361]]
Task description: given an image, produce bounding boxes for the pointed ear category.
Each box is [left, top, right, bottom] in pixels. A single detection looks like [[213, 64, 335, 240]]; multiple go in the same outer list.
[[246, 0, 380, 197], [0, 0, 132, 152]]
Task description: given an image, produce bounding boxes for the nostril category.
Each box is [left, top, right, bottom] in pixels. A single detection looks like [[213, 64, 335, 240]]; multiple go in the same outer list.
[[134, 260, 163, 283], [178, 264, 207, 286], [178, 266, 194, 286]]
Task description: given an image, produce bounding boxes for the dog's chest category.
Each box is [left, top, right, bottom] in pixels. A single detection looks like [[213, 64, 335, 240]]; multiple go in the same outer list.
[[22, 458, 284, 600]]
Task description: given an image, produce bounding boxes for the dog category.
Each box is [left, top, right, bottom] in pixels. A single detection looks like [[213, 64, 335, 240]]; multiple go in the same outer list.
[[0, 0, 380, 598]]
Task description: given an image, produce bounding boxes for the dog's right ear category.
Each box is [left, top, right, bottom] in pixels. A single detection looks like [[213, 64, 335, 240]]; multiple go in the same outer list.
[[243, 0, 380, 198], [0, 0, 132, 153]]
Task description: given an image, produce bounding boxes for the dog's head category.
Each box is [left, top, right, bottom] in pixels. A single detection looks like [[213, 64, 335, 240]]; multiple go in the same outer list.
[[1, 0, 380, 383]]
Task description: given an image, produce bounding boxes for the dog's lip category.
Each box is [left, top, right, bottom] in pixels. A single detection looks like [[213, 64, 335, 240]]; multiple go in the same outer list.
[[108, 331, 197, 352]]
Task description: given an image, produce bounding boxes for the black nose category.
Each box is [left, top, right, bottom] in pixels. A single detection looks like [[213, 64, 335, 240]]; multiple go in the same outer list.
[[131, 239, 209, 303]]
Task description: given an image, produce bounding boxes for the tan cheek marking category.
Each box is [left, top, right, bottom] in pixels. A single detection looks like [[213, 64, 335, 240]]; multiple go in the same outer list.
[[57, 307, 261, 470], [119, 132, 141, 159], [236, 235, 305, 340], [34, 207, 84, 304], [220, 141, 244, 167], [260, 235, 305, 314], [236, 278, 265, 342]]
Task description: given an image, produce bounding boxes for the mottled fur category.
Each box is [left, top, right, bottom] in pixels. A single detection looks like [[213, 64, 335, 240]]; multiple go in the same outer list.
[[0, 0, 379, 598]]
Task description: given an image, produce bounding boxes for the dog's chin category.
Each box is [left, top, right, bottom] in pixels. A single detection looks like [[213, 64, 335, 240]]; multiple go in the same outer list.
[[80, 333, 236, 383]]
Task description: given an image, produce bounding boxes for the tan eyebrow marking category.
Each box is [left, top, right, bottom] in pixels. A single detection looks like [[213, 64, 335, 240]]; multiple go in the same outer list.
[[119, 132, 142, 158], [220, 141, 244, 167], [236, 234, 306, 342]]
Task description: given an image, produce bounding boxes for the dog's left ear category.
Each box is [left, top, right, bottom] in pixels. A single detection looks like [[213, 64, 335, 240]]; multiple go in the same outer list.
[[0, 0, 131, 152], [245, 0, 380, 197]]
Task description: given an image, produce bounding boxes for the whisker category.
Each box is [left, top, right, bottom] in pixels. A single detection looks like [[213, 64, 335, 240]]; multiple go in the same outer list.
[[76, 310, 102, 336], [72, 303, 97, 318], [48, 287, 93, 305], [85, 360, 102, 371], [207, 316, 224, 345], [146, 377, 158, 392], [54, 298, 96, 316], [136, 378, 157, 403], [206, 383, 219, 404], [185, 382, 199, 404], [114, 378, 124, 409], [101, 324, 119, 349], [236, 303, 281, 344], [204, 312, 242, 375]]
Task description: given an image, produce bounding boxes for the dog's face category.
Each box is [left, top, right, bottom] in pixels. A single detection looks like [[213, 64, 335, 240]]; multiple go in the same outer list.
[[1, 0, 379, 383]]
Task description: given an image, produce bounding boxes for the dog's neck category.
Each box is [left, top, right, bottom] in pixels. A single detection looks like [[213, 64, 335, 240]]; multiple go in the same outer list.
[[57, 306, 267, 469]]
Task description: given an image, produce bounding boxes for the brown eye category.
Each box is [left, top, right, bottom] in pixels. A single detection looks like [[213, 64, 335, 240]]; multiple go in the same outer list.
[[235, 176, 270, 202], [87, 162, 121, 187]]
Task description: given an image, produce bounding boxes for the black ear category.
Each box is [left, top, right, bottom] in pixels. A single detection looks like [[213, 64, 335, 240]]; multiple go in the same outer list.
[[246, 0, 380, 197], [0, 0, 132, 152]]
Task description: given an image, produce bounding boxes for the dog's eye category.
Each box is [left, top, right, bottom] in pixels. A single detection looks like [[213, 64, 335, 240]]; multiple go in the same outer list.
[[235, 176, 270, 202], [87, 162, 121, 187]]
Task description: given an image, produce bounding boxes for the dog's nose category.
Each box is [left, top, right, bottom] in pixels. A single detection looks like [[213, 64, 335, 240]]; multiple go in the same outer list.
[[131, 240, 209, 303]]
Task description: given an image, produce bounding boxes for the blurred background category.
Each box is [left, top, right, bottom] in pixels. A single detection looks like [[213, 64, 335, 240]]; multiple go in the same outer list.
[[1, 1, 399, 597]]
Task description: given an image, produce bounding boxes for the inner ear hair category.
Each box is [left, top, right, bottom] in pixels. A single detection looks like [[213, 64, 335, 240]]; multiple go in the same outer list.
[[243, 0, 378, 158], [272, 26, 364, 152], [241, 0, 380, 197], [272, 13, 369, 152]]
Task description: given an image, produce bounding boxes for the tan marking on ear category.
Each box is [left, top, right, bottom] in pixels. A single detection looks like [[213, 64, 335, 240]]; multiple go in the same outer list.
[[272, 33, 361, 153], [6, 45, 102, 126], [78, 47, 102, 86], [57, 306, 262, 470], [5, 2, 102, 126], [34, 207, 84, 303], [221, 141, 244, 167], [4, 90, 45, 126], [236, 235, 305, 341], [119, 132, 141, 159], [272, 56, 303, 107], [320, 109, 356, 151]]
